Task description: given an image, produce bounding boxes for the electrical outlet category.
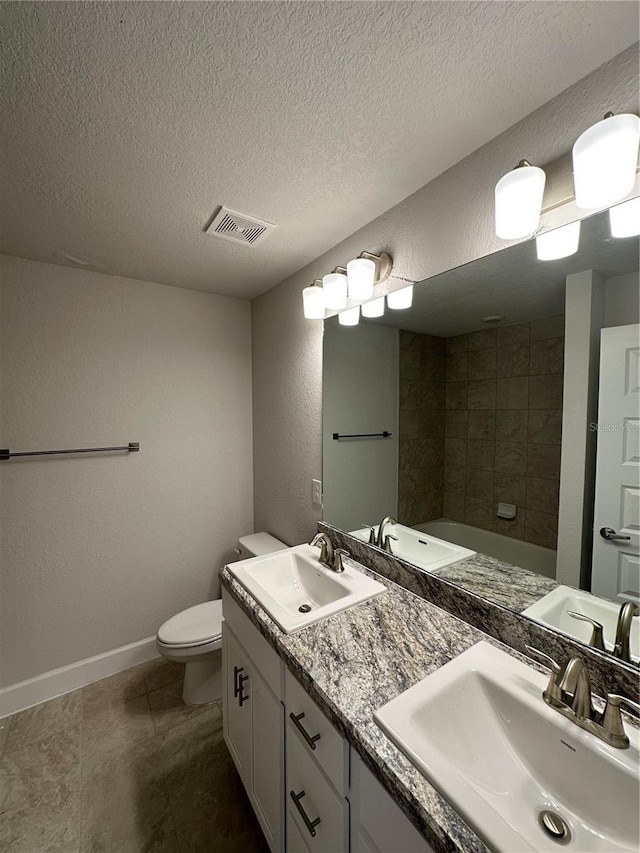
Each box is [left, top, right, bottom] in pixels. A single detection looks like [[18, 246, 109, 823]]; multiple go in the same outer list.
[[311, 478, 322, 507]]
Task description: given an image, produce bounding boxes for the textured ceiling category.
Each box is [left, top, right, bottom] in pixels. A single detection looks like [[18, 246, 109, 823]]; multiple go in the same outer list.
[[361, 208, 640, 338], [1, 1, 638, 299]]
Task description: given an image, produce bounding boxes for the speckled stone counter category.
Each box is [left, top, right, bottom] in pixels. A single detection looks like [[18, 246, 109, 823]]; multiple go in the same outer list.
[[433, 551, 559, 612], [220, 559, 548, 853]]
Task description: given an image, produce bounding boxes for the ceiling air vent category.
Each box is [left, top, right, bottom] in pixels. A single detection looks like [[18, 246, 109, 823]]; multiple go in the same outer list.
[[205, 206, 275, 247]]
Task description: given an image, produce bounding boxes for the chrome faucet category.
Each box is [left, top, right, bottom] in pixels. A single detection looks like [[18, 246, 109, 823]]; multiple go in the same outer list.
[[527, 645, 640, 748], [376, 516, 397, 548], [310, 532, 334, 568], [613, 602, 639, 663], [309, 533, 349, 573]]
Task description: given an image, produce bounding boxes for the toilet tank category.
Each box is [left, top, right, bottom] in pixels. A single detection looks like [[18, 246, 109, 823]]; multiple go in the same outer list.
[[236, 532, 287, 560]]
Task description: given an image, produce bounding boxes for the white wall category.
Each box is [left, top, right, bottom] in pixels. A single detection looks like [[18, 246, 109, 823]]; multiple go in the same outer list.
[[322, 321, 398, 532], [252, 45, 639, 546], [0, 256, 253, 688], [604, 272, 640, 327]]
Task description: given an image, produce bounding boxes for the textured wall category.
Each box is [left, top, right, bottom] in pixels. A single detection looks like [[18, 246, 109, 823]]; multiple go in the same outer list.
[[398, 331, 445, 526], [252, 46, 639, 546], [443, 319, 565, 550], [0, 256, 253, 687]]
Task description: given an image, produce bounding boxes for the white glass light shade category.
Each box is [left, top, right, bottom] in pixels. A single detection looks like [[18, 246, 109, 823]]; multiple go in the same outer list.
[[302, 285, 325, 319], [387, 284, 413, 310], [361, 296, 385, 318], [338, 305, 360, 326], [573, 114, 640, 210], [494, 165, 546, 239], [346, 258, 375, 300], [536, 221, 581, 261], [322, 272, 348, 309], [610, 197, 640, 238]]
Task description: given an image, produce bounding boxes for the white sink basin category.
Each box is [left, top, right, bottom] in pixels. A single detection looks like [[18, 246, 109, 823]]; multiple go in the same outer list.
[[227, 544, 386, 633], [351, 522, 475, 571], [374, 641, 640, 853], [523, 585, 640, 663]]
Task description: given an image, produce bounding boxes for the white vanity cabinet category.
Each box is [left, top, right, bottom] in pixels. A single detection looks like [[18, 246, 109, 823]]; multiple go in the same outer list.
[[222, 587, 437, 853], [222, 590, 285, 853]]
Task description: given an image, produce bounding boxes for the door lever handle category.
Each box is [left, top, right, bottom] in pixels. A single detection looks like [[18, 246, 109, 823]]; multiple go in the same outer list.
[[600, 527, 631, 541]]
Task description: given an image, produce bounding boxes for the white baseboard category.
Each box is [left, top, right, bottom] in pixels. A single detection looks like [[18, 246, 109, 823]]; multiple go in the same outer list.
[[0, 636, 160, 719]]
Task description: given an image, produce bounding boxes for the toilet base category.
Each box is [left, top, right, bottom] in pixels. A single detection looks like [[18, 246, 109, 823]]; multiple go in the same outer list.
[[182, 652, 222, 706]]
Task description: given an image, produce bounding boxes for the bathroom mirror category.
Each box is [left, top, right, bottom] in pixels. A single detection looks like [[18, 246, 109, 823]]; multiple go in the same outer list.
[[322, 205, 640, 665]]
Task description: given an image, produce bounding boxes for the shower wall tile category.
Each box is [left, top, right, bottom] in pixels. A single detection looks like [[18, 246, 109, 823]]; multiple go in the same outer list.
[[444, 317, 564, 550]]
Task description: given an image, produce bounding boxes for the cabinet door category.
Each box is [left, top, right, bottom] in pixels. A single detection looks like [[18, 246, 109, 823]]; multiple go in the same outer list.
[[223, 624, 252, 786], [252, 673, 284, 852]]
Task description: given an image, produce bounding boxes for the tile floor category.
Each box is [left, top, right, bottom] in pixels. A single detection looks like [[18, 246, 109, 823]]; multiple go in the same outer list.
[[0, 659, 269, 852]]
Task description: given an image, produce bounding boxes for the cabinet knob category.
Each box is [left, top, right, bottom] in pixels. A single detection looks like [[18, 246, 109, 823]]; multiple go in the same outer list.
[[289, 711, 321, 750], [290, 790, 321, 837]]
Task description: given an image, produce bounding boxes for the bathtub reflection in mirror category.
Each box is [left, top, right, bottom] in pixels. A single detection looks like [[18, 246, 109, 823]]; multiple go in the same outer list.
[[322, 207, 640, 665]]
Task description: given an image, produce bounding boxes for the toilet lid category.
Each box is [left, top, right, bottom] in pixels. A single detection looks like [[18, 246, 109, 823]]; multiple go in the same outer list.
[[157, 600, 222, 646]]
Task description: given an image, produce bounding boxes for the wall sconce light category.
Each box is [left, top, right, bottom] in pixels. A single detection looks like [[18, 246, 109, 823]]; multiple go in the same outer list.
[[494, 160, 546, 240], [302, 281, 326, 319], [322, 272, 348, 309], [361, 296, 386, 318], [302, 251, 393, 320], [609, 197, 640, 238], [339, 305, 360, 326], [573, 113, 640, 210], [387, 284, 413, 309], [536, 220, 581, 261]]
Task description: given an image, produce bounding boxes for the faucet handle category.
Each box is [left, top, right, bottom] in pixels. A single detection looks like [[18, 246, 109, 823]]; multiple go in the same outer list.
[[382, 534, 398, 554], [332, 549, 350, 572], [360, 524, 377, 545], [567, 611, 606, 651], [525, 645, 564, 705], [601, 694, 640, 748]]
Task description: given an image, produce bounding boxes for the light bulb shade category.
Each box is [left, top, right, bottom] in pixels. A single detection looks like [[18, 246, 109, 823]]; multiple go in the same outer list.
[[610, 197, 640, 238], [536, 221, 580, 261], [495, 164, 546, 239], [302, 285, 325, 319], [322, 272, 348, 309], [361, 296, 385, 318], [387, 284, 413, 310], [573, 114, 640, 210], [347, 258, 375, 300], [338, 305, 360, 326]]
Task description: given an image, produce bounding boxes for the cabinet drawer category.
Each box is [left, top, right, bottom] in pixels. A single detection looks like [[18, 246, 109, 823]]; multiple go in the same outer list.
[[286, 727, 348, 853], [222, 588, 282, 695], [285, 668, 346, 794]]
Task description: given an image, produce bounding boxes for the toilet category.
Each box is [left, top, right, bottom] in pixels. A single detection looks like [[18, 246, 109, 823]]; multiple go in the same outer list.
[[156, 532, 287, 705]]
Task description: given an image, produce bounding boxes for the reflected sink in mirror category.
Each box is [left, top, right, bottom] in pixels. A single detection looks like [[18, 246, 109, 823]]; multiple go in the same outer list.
[[374, 641, 640, 853], [523, 585, 640, 664], [351, 521, 475, 572], [227, 544, 386, 633]]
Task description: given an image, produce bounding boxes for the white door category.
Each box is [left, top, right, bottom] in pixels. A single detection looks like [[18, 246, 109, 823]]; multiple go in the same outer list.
[[251, 672, 284, 852], [222, 625, 252, 785], [591, 324, 640, 604]]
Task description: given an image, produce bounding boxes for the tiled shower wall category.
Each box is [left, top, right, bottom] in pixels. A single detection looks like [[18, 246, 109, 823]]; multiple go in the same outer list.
[[398, 331, 446, 525], [443, 316, 565, 550]]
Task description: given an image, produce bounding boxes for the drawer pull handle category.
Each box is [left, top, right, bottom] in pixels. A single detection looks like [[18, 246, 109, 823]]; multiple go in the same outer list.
[[233, 666, 243, 698], [290, 789, 321, 837], [290, 711, 321, 750], [238, 673, 250, 706]]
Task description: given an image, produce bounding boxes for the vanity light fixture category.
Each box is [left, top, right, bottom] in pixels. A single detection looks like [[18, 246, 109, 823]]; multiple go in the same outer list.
[[609, 197, 640, 238], [361, 296, 386, 318], [339, 305, 360, 326], [322, 272, 348, 310], [302, 281, 326, 319], [302, 251, 393, 320], [387, 284, 413, 310], [536, 220, 581, 261], [573, 113, 640, 210], [494, 160, 546, 240]]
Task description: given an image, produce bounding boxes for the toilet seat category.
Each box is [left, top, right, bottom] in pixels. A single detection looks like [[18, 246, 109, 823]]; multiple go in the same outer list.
[[157, 600, 222, 648]]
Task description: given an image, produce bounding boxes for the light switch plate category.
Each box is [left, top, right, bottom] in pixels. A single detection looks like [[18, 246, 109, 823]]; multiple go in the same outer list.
[[311, 478, 322, 507]]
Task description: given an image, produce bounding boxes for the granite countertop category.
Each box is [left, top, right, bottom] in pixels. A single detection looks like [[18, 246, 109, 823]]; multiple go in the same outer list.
[[220, 558, 548, 853], [432, 551, 559, 612]]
